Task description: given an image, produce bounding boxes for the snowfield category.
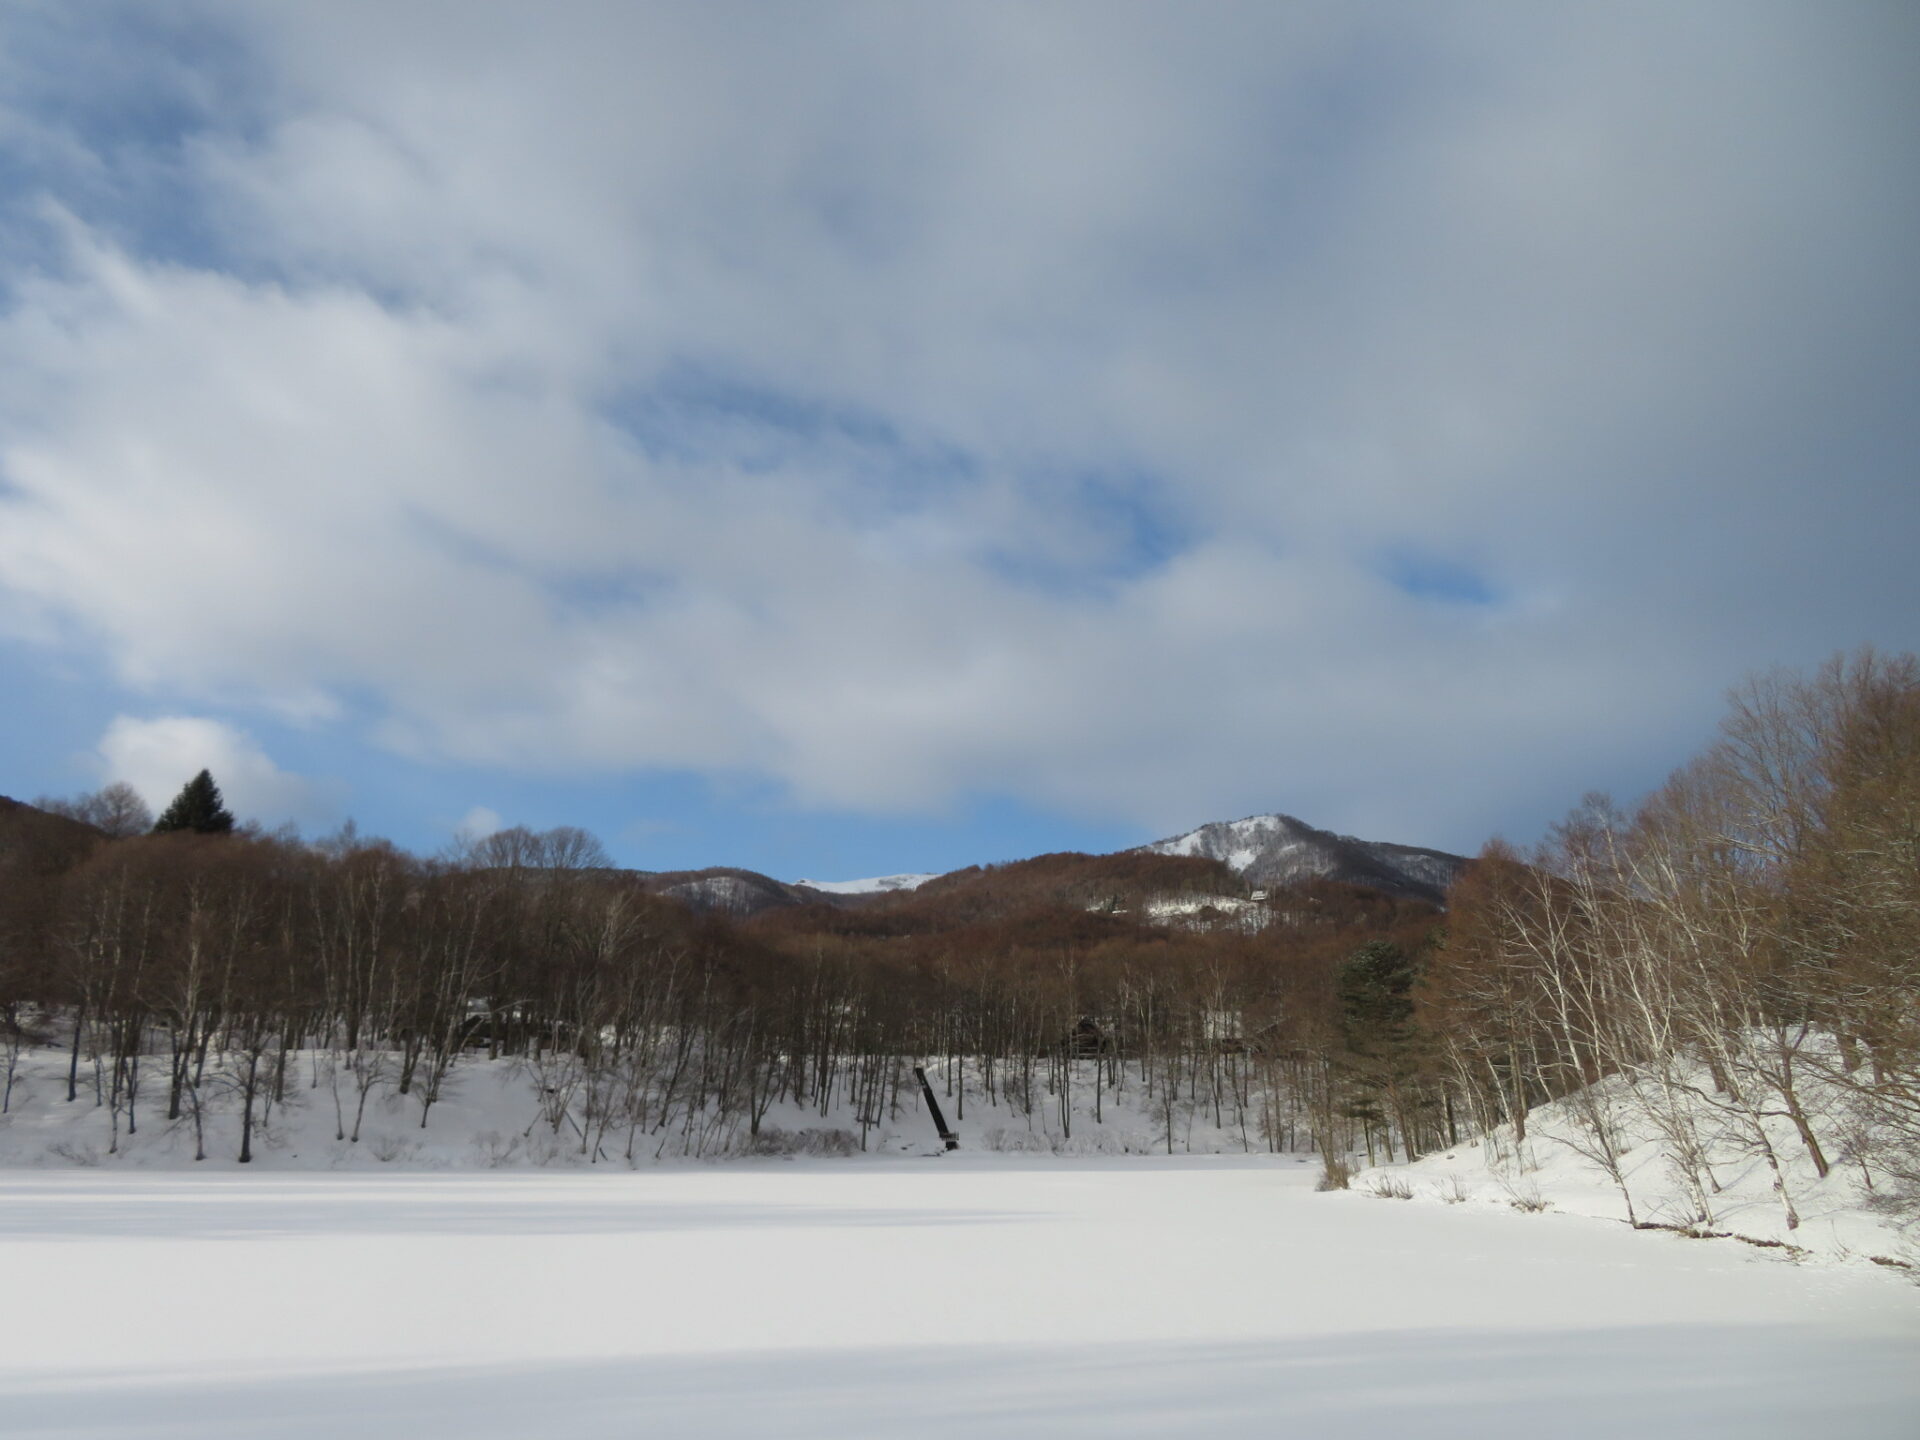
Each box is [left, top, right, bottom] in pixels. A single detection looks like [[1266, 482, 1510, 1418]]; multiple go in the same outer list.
[[3, 1047, 1917, 1435], [3, 1159, 1917, 1440]]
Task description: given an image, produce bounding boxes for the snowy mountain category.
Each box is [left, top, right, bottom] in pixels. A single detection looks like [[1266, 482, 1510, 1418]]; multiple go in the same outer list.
[[1138, 812, 1468, 904], [641, 867, 817, 916], [519, 814, 1464, 921], [638, 812, 1463, 920], [792, 873, 941, 896], [640, 867, 941, 913]]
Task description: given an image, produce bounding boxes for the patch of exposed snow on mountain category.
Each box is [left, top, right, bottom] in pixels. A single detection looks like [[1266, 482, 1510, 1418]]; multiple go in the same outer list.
[[662, 875, 759, 910], [1154, 831, 1205, 858], [1145, 895, 1256, 919], [1139, 895, 1270, 932], [654, 872, 804, 916], [1145, 813, 1312, 870], [1140, 812, 1466, 902], [794, 873, 940, 896]]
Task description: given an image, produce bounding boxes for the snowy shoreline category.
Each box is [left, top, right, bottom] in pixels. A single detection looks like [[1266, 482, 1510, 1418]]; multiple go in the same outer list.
[[4, 1040, 1914, 1274]]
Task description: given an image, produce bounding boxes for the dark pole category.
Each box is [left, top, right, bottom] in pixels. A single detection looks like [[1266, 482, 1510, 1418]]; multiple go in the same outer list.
[[912, 1066, 959, 1150]]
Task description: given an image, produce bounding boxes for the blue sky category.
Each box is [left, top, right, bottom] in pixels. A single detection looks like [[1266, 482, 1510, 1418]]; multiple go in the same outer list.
[[2, 2, 1917, 879]]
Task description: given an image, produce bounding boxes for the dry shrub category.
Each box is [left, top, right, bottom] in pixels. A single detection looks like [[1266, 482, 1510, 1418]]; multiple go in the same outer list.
[[737, 1125, 860, 1158], [981, 1126, 1052, 1154], [367, 1134, 419, 1163]]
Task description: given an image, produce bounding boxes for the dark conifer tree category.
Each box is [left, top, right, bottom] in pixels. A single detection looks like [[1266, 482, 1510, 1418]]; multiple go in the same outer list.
[[151, 770, 236, 835], [1338, 939, 1416, 1052]]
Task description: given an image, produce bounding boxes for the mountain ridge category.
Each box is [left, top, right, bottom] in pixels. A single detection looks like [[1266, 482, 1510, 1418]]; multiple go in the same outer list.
[[637, 810, 1468, 915], [1137, 811, 1468, 905]]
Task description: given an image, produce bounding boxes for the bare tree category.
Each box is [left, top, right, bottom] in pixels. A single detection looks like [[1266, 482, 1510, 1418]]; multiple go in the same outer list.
[[34, 783, 154, 839]]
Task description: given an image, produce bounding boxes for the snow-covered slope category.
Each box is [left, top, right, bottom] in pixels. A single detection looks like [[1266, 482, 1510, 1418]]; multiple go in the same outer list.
[[792, 873, 940, 896], [1140, 812, 1468, 903], [1351, 1062, 1915, 1267], [0, 1042, 1304, 1170], [652, 869, 803, 916]]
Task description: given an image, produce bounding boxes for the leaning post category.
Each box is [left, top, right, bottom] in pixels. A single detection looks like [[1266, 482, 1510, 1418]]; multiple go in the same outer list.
[[912, 1066, 960, 1150]]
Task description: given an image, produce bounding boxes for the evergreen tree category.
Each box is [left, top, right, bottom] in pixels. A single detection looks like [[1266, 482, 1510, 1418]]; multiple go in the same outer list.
[[1338, 939, 1416, 1052], [151, 770, 236, 835]]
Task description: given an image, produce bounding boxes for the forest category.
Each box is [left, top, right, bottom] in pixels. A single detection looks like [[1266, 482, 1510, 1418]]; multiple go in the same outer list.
[[0, 650, 1914, 1228]]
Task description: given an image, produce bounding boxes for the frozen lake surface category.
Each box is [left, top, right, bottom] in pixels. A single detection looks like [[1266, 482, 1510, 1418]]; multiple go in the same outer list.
[[3, 1157, 1916, 1438]]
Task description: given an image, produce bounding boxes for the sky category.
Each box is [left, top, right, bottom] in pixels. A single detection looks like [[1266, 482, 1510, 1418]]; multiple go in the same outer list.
[[1, 2, 1916, 882]]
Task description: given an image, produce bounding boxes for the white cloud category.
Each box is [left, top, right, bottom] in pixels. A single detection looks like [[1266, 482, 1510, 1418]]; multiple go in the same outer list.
[[96, 716, 328, 829], [455, 806, 504, 843], [0, 4, 1915, 852]]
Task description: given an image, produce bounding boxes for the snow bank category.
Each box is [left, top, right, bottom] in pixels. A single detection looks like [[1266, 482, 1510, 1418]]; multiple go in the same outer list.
[[1351, 1065, 1916, 1269]]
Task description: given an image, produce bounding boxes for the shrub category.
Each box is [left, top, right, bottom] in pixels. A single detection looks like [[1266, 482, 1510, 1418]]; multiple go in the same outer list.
[[736, 1125, 860, 1158], [1316, 1157, 1352, 1191], [981, 1126, 1052, 1153]]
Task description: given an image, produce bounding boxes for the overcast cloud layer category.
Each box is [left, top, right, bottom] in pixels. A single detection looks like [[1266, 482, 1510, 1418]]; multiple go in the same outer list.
[[2, 2, 1917, 859]]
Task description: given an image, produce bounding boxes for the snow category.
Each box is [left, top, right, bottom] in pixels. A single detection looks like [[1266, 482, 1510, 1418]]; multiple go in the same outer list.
[[6, 1042, 1913, 1264], [1141, 813, 1316, 878], [793, 872, 940, 895], [1138, 893, 1269, 932], [1144, 813, 1290, 867], [1142, 894, 1255, 918], [1353, 1064, 1914, 1265], [664, 874, 761, 907], [0, 1047, 1291, 1168], [1, 1160, 1915, 1439], [3, 1043, 1917, 1435], [2, 1042, 1912, 1269], [1142, 814, 1464, 898]]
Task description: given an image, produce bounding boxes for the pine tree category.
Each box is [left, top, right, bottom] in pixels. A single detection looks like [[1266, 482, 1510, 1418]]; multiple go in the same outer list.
[[151, 770, 236, 835], [1338, 939, 1416, 1051]]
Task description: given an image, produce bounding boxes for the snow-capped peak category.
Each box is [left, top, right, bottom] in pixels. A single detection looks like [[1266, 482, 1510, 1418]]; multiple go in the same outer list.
[[1139, 812, 1467, 904]]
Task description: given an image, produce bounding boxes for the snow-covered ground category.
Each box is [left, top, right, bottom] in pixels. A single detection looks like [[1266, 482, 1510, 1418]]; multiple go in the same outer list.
[[6, 1043, 1914, 1265], [5, 1045, 1917, 1435], [1352, 1068, 1917, 1268], [2, 1159, 1915, 1439], [792, 872, 940, 894], [1139, 892, 1268, 929], [0, 1046, 1277, 1169]]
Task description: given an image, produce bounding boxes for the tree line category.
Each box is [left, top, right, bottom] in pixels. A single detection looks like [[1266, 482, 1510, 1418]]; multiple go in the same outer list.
[[1423, 650, 1920, 1226], [0, 787, 1441, 1161], [0, 648, 1911, 1195]]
